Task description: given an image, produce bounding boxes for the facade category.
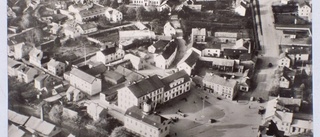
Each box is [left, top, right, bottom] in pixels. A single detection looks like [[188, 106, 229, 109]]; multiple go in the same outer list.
[[87, 103, 108, 121], [235, 0, 247, 16], [214, 32, 238, 43], [124, 106, 170, 137], [119, 30, 156, 41], [177, 50, 199, 75], [279, 67, 296, 89], [297, 2, 312, 22], [70, 68, 102, 96], [17, 65, 39, 83], [66, 86, 84, 102], [34, 74, 49, 90], [96, 47, 125, 64], [124, 53, 145, 70], [278, 53, 291, 68], [154, 42, 177, 69], [24, 116, 61, 137], [221, 39, 251, 58], [75, 5, 107, 22], [192, 42, 221, 57], [148, 40, 171, 54], [29, 48, 50, 68], [202, 73, 238, 100], [105, 8, 123, 23], [191, 28, 206, 42], [131, 0, 163, 6], [13, 42, 33, 60], [8, 58, 23, 77], [163, 22, 177, 37], [47, 59, 66, 76]]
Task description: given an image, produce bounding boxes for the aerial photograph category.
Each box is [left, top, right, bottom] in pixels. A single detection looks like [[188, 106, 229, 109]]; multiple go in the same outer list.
[[7, 0, 313, 136]]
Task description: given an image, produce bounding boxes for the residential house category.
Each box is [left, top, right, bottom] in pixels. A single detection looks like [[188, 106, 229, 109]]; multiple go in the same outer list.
[[8, 58, 23, 77], [34, 74, 50, 90], [154, 42, 177, 69], [29, 47, 50, 68], [286, 48, 311, 64], [8, 124, 28, 137], [96, 46, 125, 64], [163, 20, 182, 37], [131, 0, 163, 6], [192, 42, 221, 57], [75, 5, 107, 22], [17, 65, 39, 83], [202, 73, 239, 100], [161, 70, 191, 102], [278, 53, 291, 68], [66, 86, 85, 102], [124, 53, 145, 70], [297, 1, 312, 22], [117, 75, 164, 111], [290, 119, 313, 135], [269, 96, 302, 112], [103, 70, 126, 85], [157, 1, 171, 12], [119, 30, 156, 41], [191, 28, 206, 42], [70, 67, 102, 96], [235, 0, 247, 16], [87, 103, 108, 120], [221, 39, 251, 58], [239, 69, 251, 92], [24, 116, 61, 137], [214, 32, 238, 43], [68, 3, 94, 13], [62, 106, 79, 119], [177, 50, 200, 75], [13, 42, 33, 60], [72, 0, 100, 4], [200, 57, 236, 72], [148, 40, 171, 54], [258, 120, 285, 137], [76, 22, 98, 34], [279, 67, 296, 89], [105, 8, 123, 23], [47, 59, 66, 76], [124, 106, 170, 137]]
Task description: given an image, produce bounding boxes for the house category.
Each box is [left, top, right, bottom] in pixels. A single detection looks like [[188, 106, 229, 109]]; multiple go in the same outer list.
[[163, 20, 182, 37], [66, 86, 85, 102], [34, 74, 50, 90], [297, 1, 312, 22], [24, 116, 61, 137], [258, 120, 285, 137], [200, 57, 236, 72], [96, 46, 125, 64], [8, 58, 23, 77], [269, 96, 302, 112], [87, 103, 108, 121], [17, 65, 39, 83], [68, 3, 94, 13], [290, 119, 313, 135], [124, 106, 170, 137], [8, 110, 29, 126], [29, 47, 50, 68], [192, 42, 221, 57], [131, 0, 163, 6], [279, 67, 296, 89], [70, 67, 102, 96], [117, 75, 164, 111], [161, 70, 191, 102], [76, 22, 98, 34], [202, 73, 239, 100], [239, 69, 251, 92], [235, 0, 247, 16], [74, 4, 106, 22], [72, 0, 100, 4], [278, 53, 291, 68], [119, 30, 156, 41], [154, 42, 177, 69], [103, 70, 126, 85], [124, 54, 145, 70], [221, 39, 251, 58], [13, 42, 33, 60], [191, 28, 206, 42], [157, 1, 171, 12], [105, 8, 123, 23], [148, 40, 171, 54], [47, 59, 66, 76], [177, 50, 200, 75], [62, 106, 79, 119], [214, 32, 238, 43], [286, 48, 311, 64]]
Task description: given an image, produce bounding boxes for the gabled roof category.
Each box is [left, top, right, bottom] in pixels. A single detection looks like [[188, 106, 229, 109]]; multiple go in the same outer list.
[[100, 46, 116, 56], [28, 47, 42, 58], [291, 119, 312, 129], [203, 73, 238, 88], [152, 40, 171, 53], [47, 59, 64, 68], [85, 64, 107, 76], [70, 68, 97, 83], [281, 67, 296, 81], [125, 106, 168, 128], [104, 70, 125, 82], [34, 74, 49, 82], [161, 42, 177, 59], [8, 110, 29, 125], [127, 75, 164, 98], [79, 5, 107, 18], [178, 51, 199, 67], [8, 58, 22, 68], [279, 52, 291, 60], [162, 70, 190, 90]]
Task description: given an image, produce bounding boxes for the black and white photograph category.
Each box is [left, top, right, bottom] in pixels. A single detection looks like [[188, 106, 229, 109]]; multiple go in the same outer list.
[[5, 0, 316, 136]]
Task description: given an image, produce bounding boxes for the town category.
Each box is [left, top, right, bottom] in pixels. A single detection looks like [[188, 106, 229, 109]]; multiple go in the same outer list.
[[7, 0, 313, 136]]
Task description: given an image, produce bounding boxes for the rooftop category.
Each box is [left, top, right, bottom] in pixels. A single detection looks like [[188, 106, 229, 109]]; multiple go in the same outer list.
[[79, 5, 107, 18], [8, 110, 29, 125], [127, 75, 164, 98], [70, 68, 98, 83], [162, 70, 190, 90], [161, 42, 177, 59], [79, 22, 97, 30], [203, 73, 238, 88], [151, 40, 171, 53], [178, 51, 199, 67]]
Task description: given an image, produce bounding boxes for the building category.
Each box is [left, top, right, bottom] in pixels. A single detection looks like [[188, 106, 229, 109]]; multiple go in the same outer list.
[[177, 50, 199, 75], [131, 0, 163, 6], [66, 86, 84, 102], [76, 22, 98, 34], [68, 3, 94, 13], [286, 48, 310, 64], [75, 5, 107, 22], [124, 106, 170, 137], [47, 59, 66, 76], [200, 57, 236, 72], [96, 47, 125, 64], [28, 47, 50, 68], [17, 65, 39, 83], [269, 96, 302, 112], [124, 53, 145, 70], [34, 74, 50, 90], [8, 124, 29, 137], [117, 75, 164, 111], [297, 1, 312, 22], [163, 20, 182, 37], [8, 58, 23, 77], [192, 42, 221, 57], [221, 39, 251, 58], [161, 70, 191, 102], [103, 70, 126, 85], [235, 0, 247, 16], [62, 107, 79, 119], [119, 30, 156, 41], [105, 8, 123, 23], [148, 40, 171, 54], [278, 53, 291, 68], [8, 110, 29, 126], [70, 68, 102, 96], [202, 73, 238, 100], [279, 67, 296, 89], [87, 103, 108, 121], [191, 28, 206, 42], [214, 32, 238, 43], [154, 42, 177, 69], [24, 116, 61, 137], [13, 42, 33, 60]]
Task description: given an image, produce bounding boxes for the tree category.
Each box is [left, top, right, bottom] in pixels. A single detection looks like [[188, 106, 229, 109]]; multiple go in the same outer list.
[[110, 126, 133, 137], [118, 4, 128, 15], [136, 6, 146, 21], [126, 7, 136, 20], [111, 0, 119, 9]]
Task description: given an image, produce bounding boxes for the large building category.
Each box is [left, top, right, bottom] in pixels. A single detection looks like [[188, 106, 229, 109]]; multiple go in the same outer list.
[[70, 67, 102, 96], [202, 73, 238, 100]]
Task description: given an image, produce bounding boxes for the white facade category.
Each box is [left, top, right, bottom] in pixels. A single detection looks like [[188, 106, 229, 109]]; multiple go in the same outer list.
[[105, 8, 123, 23], [202, 48, 221, 57], [278, 56, 291, 68], [163, 22, 176, 37], [87, 103, 106, 121], [154, 46, 177, 69], [131, 0, 162, 6], [96, 48, 125, 64], [14, 42, 33, 60], [191, 28, 206, 42], [202, 74, 238, 100], [47, 59, 66, 76], [177, 62, 192, 75], [298, 4, 312, 21], [214, 32, 237, 43], [124, 54, 145, 70], [70, 68, 102, 96], [163, 78, 191, 102]]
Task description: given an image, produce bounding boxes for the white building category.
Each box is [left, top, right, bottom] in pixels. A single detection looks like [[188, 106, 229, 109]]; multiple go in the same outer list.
[[8, 58, 23, 77], [29, 48, 50, 68], [297, 1, 312, 22], [17, 65, 39, 83], [13, 42, 33, 60], [124, 54, 145, 70], [154, 42, 177, 69], [87, 103, 107, 121], [70, 68, 102, 96], [119, 30, 156, 41], [235, 0, 247, 16], [177, 50, 199, 75], [24, 116, 61, 137], [191, 28, 206, 42], [278, 53, 291, 68], [66, 86, 84, 102], [192, 42, 221, 57], [76, 22, 98, 34], [96, 47, 125, 64], [131, 0, 163, 6], [214, 32, 238, 43], [105, 8, 123, 23], [47, 59, 66, 76]]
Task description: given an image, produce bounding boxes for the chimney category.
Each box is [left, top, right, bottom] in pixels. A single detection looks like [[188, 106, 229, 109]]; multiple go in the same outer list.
[[142, 98, 152, 115], [40, 104, 44, 121]]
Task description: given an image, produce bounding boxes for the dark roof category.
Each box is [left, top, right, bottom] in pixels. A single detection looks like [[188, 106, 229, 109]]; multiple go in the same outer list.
[[128, 75, 164, 98], [85, 64, 107, 76], [193, 43, 206, 51], [287, 48, 310, 54], [240, 1, 247, 7], [125, 106, 168, 128], [184, 51, 199, 67], [239, 53, 253, 61], [282, 67, 296, 81], [51, 14, 68, 23], [162, 42, 177, 59], [101, 47, 116, 56], [152, 40, 171, 53], [104, 71, 125, 82], [161, 70, 190, 91], [265, 120, 285, 137]]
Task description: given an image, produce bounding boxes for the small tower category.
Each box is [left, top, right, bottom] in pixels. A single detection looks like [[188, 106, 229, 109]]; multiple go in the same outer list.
[[142, 98, 152, 115]]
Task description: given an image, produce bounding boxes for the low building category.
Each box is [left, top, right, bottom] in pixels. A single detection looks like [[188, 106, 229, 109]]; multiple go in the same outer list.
[[28, 48, 50, 68], [70, 68, 102, 96], [62, 107, 79, 119], [163, 20, 182, 37], [105, 8, 123, 23], [221, 39, 251, 58], [191, 28, 206, 42], [47, 59, 66, 76], [269, 96, 301, 112], [192, 42, 221, 57], [76, 22, 98, 34], [279, 67, 296, 89], [154, 42, 177, 69], [131, 0, 162, 6], [286, 48, 310, 64], [200, 57, 236, 72], [17, 65, 39, 83], [87, 103, 108, 121], [119, 30, 156, 41], [34, 74, 50, 90], [177, 50, 199, 75], [8, 110, 29, 126], [96, 46, 125, 64], [214, 32, 238, 43], [278, 53, 291, 68], [148, 40, 171, 54], [297, 1, 312, 22], [124, 106, 170, 137], [235, 0, 247, 16], [8, 58, 23, 77], [202, 73, 239, 100], [103, 70, 126, 85], [13, 42, 33, 60], [124, 54, 145, 70], [66, 86, 85, 102]]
